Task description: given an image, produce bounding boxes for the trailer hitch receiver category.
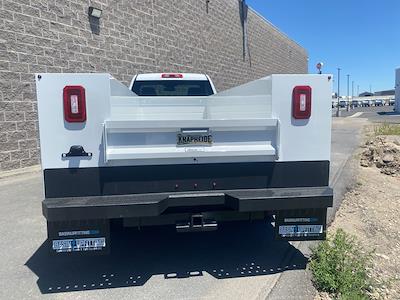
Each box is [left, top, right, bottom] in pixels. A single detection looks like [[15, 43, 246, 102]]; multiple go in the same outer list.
[[176, 214, 218, 232]]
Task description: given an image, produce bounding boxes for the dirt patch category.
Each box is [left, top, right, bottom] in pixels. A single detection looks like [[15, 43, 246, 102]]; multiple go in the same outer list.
[[328, 135, 400, 299], [360, 135, 400, 176], [314, 292, 333, 300]]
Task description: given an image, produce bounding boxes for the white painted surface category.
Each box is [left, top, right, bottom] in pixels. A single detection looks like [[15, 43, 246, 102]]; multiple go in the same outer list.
[[36, 73, 332, 169], [110, 95, 272, 120], [106, 144, 276, 161], [110, 76, 136, 96], [348, 112, 364, 118], [271, 75, 332, 161], [218, 74, 332, 161], [36, 73, 111, 170], [105, 119, 277, 131]]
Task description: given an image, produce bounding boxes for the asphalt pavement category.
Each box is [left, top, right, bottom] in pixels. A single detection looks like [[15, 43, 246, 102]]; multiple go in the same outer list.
[[333, 105, 400, 123], [0, 117, 368, 300]]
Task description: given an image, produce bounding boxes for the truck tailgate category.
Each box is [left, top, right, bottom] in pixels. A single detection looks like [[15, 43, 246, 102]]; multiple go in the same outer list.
[[104, 95, 277, 163]]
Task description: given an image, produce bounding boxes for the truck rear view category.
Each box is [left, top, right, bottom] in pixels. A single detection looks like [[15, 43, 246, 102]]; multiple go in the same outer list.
[[36, 73, 333, 254]]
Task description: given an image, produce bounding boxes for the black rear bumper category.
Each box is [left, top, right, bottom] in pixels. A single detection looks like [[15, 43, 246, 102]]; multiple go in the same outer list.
[[43, 186, 333, 221]]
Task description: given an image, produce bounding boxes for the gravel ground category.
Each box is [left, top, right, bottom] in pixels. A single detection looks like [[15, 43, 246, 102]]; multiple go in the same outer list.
[[326, 135, 400, 299]]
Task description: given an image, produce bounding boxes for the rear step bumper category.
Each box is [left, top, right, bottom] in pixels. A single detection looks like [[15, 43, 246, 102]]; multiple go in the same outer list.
[[43, 186, 333, 221]]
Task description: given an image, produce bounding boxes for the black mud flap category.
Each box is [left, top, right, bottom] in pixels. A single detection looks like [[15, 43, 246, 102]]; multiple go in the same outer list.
[[47, 219, 110, 255], [274, 208, 327, 241]]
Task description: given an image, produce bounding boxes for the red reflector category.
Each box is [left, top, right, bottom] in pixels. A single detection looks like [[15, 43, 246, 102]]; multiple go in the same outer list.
[[292, 86, 312, 119], [161, 73, 183, 78], [63, 86, 86, 123]]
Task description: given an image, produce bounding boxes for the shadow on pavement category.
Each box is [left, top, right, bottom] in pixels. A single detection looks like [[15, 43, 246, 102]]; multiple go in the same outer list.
[[377, 111, 400, 116], [25, 221, 307, 294]]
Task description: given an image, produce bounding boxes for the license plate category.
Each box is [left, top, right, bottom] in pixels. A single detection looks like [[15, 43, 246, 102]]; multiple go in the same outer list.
[[177, 129, 212, 146], [52, 237, 106, 252], [279, 225, 323, 237]]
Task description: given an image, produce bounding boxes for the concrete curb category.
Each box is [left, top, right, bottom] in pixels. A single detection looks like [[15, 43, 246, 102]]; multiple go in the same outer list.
[[0, 165, 41, 180]]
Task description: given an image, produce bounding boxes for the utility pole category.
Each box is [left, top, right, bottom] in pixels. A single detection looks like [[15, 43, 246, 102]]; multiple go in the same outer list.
[[336, 68, 341, 117], [352, 81, 354, 108], [357, 85, 360, 96], [346, 74, 350, 111]]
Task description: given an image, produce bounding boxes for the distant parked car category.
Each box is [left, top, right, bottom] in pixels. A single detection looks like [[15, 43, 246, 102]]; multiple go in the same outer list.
[[375, 99, 384, 106], [389, 99, 396, 106], [369, 100, 376, 106], [353, 100, 363, 107], [339, 100, 347, 108], [361, 100, 370, 107]]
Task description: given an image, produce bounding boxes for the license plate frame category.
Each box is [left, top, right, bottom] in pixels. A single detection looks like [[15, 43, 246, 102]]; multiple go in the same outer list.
[[177, 128, 213, 147]]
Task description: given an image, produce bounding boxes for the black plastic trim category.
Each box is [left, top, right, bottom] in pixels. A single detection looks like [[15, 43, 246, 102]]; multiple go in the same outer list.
[[44, 161, 330, 198]]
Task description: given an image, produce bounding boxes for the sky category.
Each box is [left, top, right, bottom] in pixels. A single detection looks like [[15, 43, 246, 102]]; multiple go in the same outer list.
[[246, 0, 400, 95]]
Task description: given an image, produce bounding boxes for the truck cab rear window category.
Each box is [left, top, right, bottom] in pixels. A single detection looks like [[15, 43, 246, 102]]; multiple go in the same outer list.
[[132, 80, 214, 96]]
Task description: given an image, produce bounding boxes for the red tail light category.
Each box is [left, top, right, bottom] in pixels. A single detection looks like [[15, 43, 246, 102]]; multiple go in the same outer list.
[[161, 73, 183, 78], [292, 86, 312, 119], [63, 86, 86, 123]]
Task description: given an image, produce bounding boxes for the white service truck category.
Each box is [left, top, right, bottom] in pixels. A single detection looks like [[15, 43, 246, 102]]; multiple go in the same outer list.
[[36, 72, 333, 254]]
